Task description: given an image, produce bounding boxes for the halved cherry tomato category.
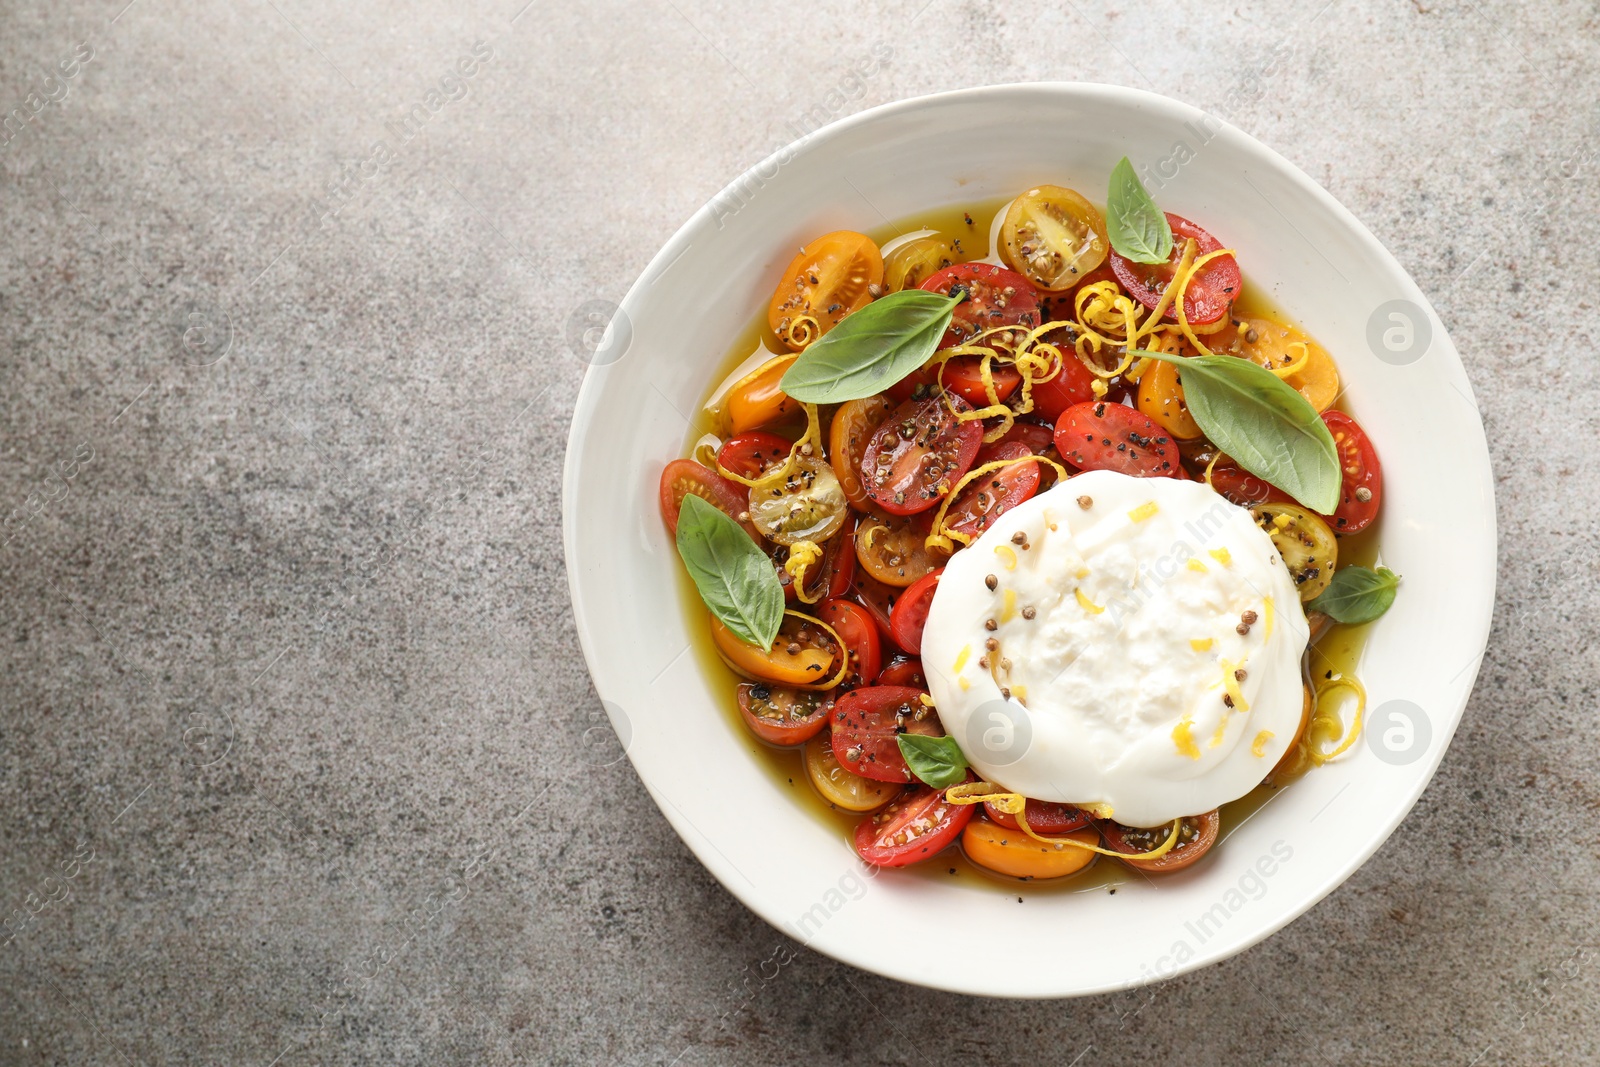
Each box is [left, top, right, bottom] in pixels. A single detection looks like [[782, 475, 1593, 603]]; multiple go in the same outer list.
[[1267, 684, 1315, 785], [717, 431, 794, 478], [850, 571, 901, 640], [726, 353, 800, 434], [982, 419, 1056, 458], [747, 455, 848, 546], [828, 395, 894, 511], [885, 358, 1023, 408], [942, 442, 1040, 540], [878, 654, 927, 689], [1110, 214, 1240, 326], [854, 784, 974, 867], [773, 520, 855, 603], [888, 568, 942, 655], [883, 233, 959, 292], [736, 683, 833, 746], [1216, 317, 1339, 412], [984, 798, 1092, 834], [819, 599, 882, 689], [710, 613, 838, 688], [1101, 810, 1220, 873], [1029, 352, 1100, 421], [805, 733, 897, 811], [920, 263, 1041, 349], [768, 231, 883, 349], [830, 685, 942, 783], [1253, 502, 1337, 600], [1323, 410, 1382, 533], [1136, 357, 1202, 439], [1208, 465, 1291, 508], [854, 511, 948, 588], [1053, 401, 1184, 478], [860, 394, 983, 515], [659, 459, 755, 538], [963, 821, 1099, 880], [998, 185, 1109, 291]]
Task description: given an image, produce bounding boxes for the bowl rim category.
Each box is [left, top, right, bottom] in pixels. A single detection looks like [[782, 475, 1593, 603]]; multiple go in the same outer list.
[[562, 80, 1497, 997]]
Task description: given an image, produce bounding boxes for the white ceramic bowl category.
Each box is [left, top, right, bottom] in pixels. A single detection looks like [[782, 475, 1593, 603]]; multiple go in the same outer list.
[[563, 83, 1495, 998]]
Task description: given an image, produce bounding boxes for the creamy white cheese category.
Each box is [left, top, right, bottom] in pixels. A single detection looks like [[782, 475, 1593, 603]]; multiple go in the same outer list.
[[921, 470, 1309, 827]]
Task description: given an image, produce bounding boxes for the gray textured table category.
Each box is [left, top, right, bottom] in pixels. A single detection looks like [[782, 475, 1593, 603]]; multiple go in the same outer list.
[[0, 1, 1591, 1063]]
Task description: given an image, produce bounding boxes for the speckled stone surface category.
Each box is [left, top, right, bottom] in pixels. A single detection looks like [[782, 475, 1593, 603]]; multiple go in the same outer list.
[[0, 0, 1594, 1063]]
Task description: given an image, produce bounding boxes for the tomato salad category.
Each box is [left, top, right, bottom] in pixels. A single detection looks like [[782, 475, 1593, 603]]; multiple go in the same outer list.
[[659, 162, 1397, 883]]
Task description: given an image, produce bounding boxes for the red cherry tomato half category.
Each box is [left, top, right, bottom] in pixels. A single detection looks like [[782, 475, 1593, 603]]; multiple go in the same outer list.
[[1053, 402, 1184, 479], [878, 654, 927, 689], [775, 518, 857, 604], [982, 419, 1056, 458], [1109, 214, 1240, 326], [860, 394, 983, 515], [830, 685, 943, 783], [888, 568, 942, 655], [819, 598, 882, 689], [736, 683, 834, 746], [854, 784, 975, 868], [984, 799, 1093, 834], [1101, 810, 1220, 873], [886, 357, 1023, 408], [1029, 353, 1100, 421], [1322, 410, 1383, 533], [920, 263, 1041, 349], [716, 431, 794, 479], [942, 442, 1041, 540], [850, 572, 902, 645], [1207, 465, 1291, 509], [659, 459, 755, 537]]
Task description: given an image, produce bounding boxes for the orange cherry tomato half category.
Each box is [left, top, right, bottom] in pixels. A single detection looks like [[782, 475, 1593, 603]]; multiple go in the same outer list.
[[888, 568, 942, 655], [725, 353, 799, 435], [830, 685, 943, 783], [1322, 410, 1383, 533], [997, 184, 1109, 291], [854, 785, 974, 868], [819, 598, 882, 689], [710, 613, 838, 689], [984, 798, 1092, 834], [920, 263, 1041, 349], [942, 442, 1040, 540], [768, 231, 884, 350], [853, 511, 948, 588], [963, 821, 1099, 880], [1136, 357, 1202, 440], [860, 394, 983, 515], [659, 459, 754, 538], [736, 683, 834, 746], [1101, 810, 1220, 873], [828, 394, 894, 512], [878, 654, 926, 689], [1053, 401, 1184, 479], [1109, 213, 1240, 326]]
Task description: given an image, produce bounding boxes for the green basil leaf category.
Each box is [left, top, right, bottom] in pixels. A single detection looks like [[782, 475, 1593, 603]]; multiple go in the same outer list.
[[1306, 565, 1401, 624], [779, 289, 961, 404], [1130, 350, 1341, 513], [1106, 156, 1173, 265], [675, 493, 784, 648], [897, 734, 968, 789]]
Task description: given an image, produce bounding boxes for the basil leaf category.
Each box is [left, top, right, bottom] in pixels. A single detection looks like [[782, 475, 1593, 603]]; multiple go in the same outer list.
[[897, 734, 968, 789], [675, 493, 783, 648], [779, 289, 961, 404], [1306, 565, 1401, 624], [1131, 350, 1341, 513], [1106, 156, 1173, 265]]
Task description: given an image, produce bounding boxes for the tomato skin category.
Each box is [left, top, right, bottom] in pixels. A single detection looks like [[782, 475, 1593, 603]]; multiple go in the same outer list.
[[885, 357, 1023, 408], [853, 511, 948, 588], [768, 231, 884, 349], [727, 354, 800, 434], [982, 419, 1056, 458], [775, 519, 856, 603], [861, 395, 984, 515], [830, 685, 942, 783], [717, 431, 794, 478], [1136, 357, 1202, 440], [984, 799, 1092, 834], [888, 569, 942, 655], [1109, 214, 1240, 326], [828, 395, 894, 511], [878, 654, 927, 689], [659, 460, 755, 537], [850, 571, 902, 643], [854, 785, 975, 868], [920, 263, 1041, 349], [1208, 465, 1291, 508], [819, 598, 882, 689], [1052, 402, 1185, 478], [737, 683, 834, 746], [711, 614, 838, 688], [1029, 353, 1100, 421], [1322, 411, 1382, 533], [805, 733, 897, 812], [1101, 810, 1220, 873], [997, 185, 1109, 291], [942, 442, 1041, 540], [963, 821, 1099, 880]]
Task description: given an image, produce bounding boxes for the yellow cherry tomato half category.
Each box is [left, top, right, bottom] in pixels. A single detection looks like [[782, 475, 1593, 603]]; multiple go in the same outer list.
[[883, 233, 958, 292], [710, 613, 839, 688], [1136, 357, 1202, 439], [726, 353, 799, 435], [768, 230, 884, 350], [962, 821, 1099, 880], [804, 733, 898, 812], [998, 185, 1109, 292], [1251, 502, 1338, 601], [1221, 317, 1339, 412]]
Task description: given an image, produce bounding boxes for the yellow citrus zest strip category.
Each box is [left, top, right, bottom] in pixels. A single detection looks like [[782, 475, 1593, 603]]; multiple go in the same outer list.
[[943, 784, 1184, 858], [715, 402, 822, 494], [1128, 501, 1159, 523], [1000, 588, 1017, 623], [1128, 239, 1198, 349], [783, 608, 851, 690], [959, 677, 970, 691], [1173, 717, 1200, 759], [1075, 588, 1104, 614], [784, 540, 824, 604], [1202, 450, 1223, 490], [1209, 546, 1232, 566], [1191, 637, 1214, 652], [1264, 597, 1275, 641], [1271, 341, 1311, 379], [1172, 247, 1237, 357], [1251, 730, 1275, 757], [919, 693, 936, 708], [1187, 557, 1208, 572], [1221, 658, 1251, 712], [1209, 714, 1229, 748], [952, 644, 971, 673], [1309, 674, 1368, 764], [924, 453, 1067, 552], [1012, 684, 1027, 702], [993, 544, 1018, 570]]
